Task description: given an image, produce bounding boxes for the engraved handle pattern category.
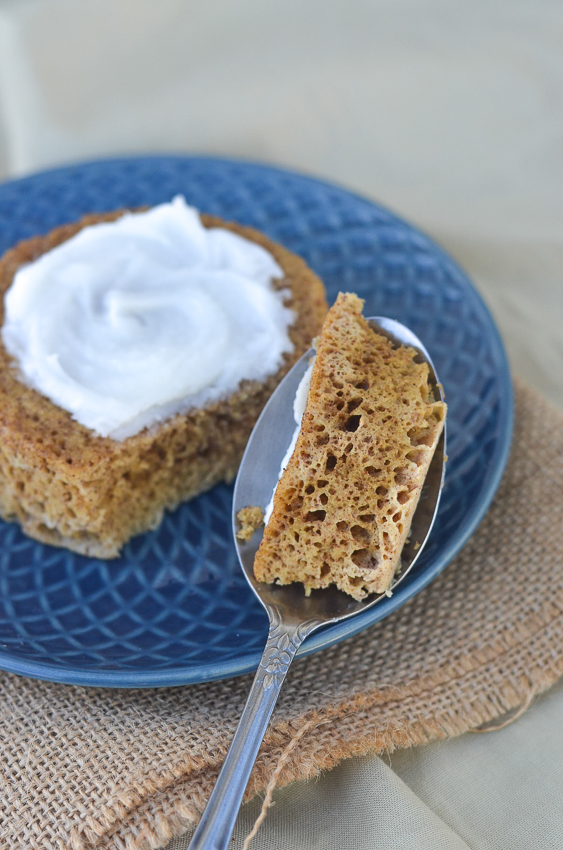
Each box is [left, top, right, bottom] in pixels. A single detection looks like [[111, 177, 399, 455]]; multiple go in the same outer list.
[[187, 607, 323, 850], [256, 607, 324, 689]]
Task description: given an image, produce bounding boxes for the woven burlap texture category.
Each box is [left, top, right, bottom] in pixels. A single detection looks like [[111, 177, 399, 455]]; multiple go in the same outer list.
[[1, 377, 562, 850]]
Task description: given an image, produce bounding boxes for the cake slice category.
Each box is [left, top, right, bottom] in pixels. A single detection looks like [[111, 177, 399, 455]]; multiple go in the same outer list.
[[252, 292, 446, 600]]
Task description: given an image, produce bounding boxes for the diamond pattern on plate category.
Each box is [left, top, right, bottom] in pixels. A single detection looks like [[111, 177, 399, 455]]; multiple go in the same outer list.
[[0, 157, 512, 685]]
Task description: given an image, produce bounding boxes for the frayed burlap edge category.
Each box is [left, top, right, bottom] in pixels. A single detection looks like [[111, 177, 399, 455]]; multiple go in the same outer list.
[[106, 637, 562, 850]]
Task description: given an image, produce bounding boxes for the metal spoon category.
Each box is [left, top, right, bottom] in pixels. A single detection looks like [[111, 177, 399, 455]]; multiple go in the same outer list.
[[188, 318, 446, 850]]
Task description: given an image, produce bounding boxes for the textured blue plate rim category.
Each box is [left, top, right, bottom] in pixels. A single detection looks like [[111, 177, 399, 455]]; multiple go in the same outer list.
[[0, 154, 514, 687]]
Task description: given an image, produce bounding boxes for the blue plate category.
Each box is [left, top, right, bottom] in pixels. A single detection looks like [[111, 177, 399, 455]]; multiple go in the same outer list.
[[0, 156, 513, 687]]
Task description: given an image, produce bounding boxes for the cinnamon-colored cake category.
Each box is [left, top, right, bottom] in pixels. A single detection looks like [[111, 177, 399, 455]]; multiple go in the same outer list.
[[0, 210, 327, 557], [252, 292, 446, 600]]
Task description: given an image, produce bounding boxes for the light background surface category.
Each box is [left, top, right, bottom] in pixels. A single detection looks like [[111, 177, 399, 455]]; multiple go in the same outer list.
[[0, 1, 561, 847]]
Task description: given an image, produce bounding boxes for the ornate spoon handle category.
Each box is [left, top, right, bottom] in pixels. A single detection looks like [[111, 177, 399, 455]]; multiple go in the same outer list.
[[187, 609, 322, 850]]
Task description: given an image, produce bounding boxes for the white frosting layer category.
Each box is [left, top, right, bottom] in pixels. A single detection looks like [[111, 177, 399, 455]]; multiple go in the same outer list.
[[2, 196, 295, 439], [263, 357, 314, 525]]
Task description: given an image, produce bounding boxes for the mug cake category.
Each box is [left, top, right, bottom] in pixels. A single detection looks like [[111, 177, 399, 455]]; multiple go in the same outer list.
[[0, 197, 327, 556]]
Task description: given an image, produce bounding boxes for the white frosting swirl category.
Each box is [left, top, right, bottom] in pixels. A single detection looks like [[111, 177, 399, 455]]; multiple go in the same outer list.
[[2, 196, 295, 439], [263, 357, 314, 526]]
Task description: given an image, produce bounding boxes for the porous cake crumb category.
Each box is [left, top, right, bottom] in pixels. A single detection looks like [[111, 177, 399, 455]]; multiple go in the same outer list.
[[253, 292, 446, 600], [236, 506, 264, 541]]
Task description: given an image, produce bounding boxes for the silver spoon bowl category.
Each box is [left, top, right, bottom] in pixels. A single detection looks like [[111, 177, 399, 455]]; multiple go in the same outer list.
[[188, 318, 446, 850]]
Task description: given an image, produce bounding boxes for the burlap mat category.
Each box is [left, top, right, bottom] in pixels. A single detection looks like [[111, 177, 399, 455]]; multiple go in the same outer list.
[[2, 377, 563, 850]]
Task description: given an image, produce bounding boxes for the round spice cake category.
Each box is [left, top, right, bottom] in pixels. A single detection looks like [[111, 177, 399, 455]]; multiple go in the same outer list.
[[0, 206, 327, 557]]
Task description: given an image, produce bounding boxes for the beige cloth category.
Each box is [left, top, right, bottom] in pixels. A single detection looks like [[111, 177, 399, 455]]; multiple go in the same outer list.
[[0, 0, 562, 411], [0, 2, 563, 849], [0, 378, 560, 850], [169, 679, 563, 850]]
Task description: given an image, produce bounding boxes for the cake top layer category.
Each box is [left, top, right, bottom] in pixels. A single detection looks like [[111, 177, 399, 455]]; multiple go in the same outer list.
[[1, 196, 295, 439], [253, 292, 446, 600]]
